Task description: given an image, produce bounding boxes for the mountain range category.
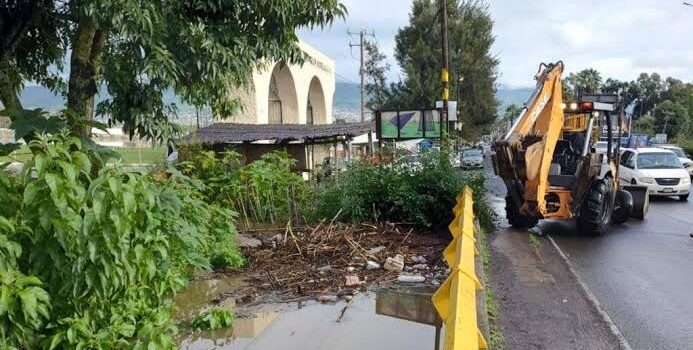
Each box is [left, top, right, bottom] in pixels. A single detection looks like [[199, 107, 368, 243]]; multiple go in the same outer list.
[[6, 83, 533, 124]]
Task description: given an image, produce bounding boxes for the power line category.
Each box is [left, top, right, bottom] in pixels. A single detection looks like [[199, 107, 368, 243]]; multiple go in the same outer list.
[[347, 28, 376, 155], [335, 73, 359, 85]]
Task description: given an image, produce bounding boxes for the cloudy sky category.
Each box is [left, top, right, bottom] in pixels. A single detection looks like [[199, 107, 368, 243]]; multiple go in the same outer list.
[[299, 0, 693, 88]]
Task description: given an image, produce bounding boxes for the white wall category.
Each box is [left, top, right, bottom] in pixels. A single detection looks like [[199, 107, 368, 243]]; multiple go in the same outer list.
[[220, 40, 336, 125]]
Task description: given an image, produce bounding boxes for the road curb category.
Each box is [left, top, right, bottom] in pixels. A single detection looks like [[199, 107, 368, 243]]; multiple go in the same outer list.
[[547, 236, 633, 350]]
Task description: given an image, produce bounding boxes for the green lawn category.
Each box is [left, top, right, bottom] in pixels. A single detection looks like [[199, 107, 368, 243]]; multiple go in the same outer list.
[[115, 147, 167, 164], [1, 145, 166, 164]]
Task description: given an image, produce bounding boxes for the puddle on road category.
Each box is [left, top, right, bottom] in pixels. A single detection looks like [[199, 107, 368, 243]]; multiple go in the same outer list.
[[176, 284, 441, 350]]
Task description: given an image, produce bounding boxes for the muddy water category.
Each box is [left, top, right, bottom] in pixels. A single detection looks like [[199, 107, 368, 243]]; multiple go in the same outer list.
[[176, 284, 442, 350], [174, 277, 248, 323]]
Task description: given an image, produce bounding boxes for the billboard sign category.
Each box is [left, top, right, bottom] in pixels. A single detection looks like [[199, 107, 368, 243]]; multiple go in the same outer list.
[[435, 101, 458, 121], [376, 109, 442, 140]]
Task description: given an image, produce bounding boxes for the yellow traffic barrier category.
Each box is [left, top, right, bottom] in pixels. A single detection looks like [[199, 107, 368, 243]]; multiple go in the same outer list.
[[432, 186, 487, 350]]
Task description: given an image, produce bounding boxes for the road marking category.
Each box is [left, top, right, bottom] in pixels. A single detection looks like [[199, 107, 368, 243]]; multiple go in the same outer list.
[[547, 236, 634, 350]]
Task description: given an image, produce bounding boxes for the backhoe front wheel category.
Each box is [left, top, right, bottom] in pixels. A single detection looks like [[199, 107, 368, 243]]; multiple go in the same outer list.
[[577, 178, 615, 235], [505, 195, 539, 229]]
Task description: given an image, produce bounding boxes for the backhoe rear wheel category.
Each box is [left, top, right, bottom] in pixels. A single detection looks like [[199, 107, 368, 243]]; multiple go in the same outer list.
[[505, 195, 539, 229], [577, 178, 615, 235]]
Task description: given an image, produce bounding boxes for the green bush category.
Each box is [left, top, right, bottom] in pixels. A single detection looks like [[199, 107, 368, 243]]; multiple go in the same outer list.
[[179, 150, 312, 227], [313, 149, 492, 229], [0, 131, 242, 349]]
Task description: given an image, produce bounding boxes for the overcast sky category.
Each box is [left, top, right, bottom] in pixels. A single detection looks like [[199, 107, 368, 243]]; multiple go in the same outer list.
[[299, 0, 693, 88]]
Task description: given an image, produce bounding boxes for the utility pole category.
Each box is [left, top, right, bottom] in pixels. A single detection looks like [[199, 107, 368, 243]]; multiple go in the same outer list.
[[663, 112, 671, 135], [440, 0, 450, 141], [349, 29, 376, 155]]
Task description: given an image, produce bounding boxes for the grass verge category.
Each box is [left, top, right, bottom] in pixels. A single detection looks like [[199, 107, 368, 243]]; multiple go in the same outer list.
[[0, 145, 166, 164], [478, 226, 506, 350], [477, 200, 506, 350]]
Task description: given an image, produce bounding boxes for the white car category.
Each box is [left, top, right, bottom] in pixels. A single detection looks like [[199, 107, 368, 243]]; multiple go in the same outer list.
[[619, 147, 691, 201], [461, 149, 484, 169], [658, 145, 693, 178]]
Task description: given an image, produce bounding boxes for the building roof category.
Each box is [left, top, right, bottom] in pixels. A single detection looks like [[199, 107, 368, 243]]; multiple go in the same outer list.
[[182, 121, 374, 144]]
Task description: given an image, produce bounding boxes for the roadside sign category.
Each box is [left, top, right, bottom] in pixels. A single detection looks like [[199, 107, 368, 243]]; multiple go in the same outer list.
[[654, 133, 667, 144], [436, 101, 458, 121], [376, 109, 443, 140]]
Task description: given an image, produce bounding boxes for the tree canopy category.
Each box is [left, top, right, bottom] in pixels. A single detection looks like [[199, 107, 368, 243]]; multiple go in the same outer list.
[[0, 0, 346, 142], [560, 67, 693, 142], [563, 68, 602, 99], [363, 0, 498, 138]]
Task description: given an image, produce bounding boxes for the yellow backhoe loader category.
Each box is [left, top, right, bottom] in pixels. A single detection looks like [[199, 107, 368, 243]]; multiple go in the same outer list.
[[493, 61, 648, 235]]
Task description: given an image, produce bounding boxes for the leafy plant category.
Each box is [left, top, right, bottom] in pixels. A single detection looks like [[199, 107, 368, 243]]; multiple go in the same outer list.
[[190, 308, 234, 331], [0, 131, 242, 349], [179, 150, 311, 228]]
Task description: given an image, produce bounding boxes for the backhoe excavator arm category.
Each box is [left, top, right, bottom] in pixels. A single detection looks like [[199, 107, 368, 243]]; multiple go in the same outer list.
[[495, 62, 565, 216]]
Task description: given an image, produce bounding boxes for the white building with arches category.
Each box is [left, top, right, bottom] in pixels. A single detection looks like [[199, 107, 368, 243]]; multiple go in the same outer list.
[[187, 40, 374, 173], [223, 41, 335, 126]]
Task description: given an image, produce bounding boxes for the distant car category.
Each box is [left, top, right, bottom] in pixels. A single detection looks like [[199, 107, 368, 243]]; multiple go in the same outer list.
[[461, 149, 484, 169], [658, 145, 693, 178], [619, 148, 691, 201]]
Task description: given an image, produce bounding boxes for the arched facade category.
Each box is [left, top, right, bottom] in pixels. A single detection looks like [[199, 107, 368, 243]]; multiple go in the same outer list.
[[306, 76, 326, 125], [221, 41, 335, 125]]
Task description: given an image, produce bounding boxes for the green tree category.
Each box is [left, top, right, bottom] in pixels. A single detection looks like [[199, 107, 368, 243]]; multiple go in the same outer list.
[[503, 104, 522, 122], [601, 78, 629, 95], [1, 1, 346, 142], [497, 103, 522, 132], [653, 100, 689, 138], [633, 114, 656, 136], [363, 40, 391, 111], [563, 68, 602, 99], [632, 73, 664, 118], [393, 0, 499, 136], [0, 1, 66, 110]]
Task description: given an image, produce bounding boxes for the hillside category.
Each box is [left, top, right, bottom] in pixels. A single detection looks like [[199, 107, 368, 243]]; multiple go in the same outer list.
[[5, 83, 533, 123]]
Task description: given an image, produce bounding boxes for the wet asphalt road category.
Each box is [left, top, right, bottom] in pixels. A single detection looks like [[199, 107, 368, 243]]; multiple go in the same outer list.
[[544, 196, 693, 350]]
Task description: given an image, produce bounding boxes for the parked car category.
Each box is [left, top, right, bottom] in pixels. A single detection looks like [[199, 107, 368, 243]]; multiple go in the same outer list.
[[461, 149, 484, 169], [618, 148, 691, 201], [658, 145, 693, 178]]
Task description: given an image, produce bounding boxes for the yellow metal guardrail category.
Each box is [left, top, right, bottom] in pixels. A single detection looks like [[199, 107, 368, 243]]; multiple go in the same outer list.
[[432, 186, 487, 350]]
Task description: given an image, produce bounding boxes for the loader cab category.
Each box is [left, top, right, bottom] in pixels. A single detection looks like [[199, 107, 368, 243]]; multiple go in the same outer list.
[[544, 98, 617, 219]]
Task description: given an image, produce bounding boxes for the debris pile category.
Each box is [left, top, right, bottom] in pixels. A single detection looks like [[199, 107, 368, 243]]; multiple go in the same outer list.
[[217, 222, 450, 306]]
